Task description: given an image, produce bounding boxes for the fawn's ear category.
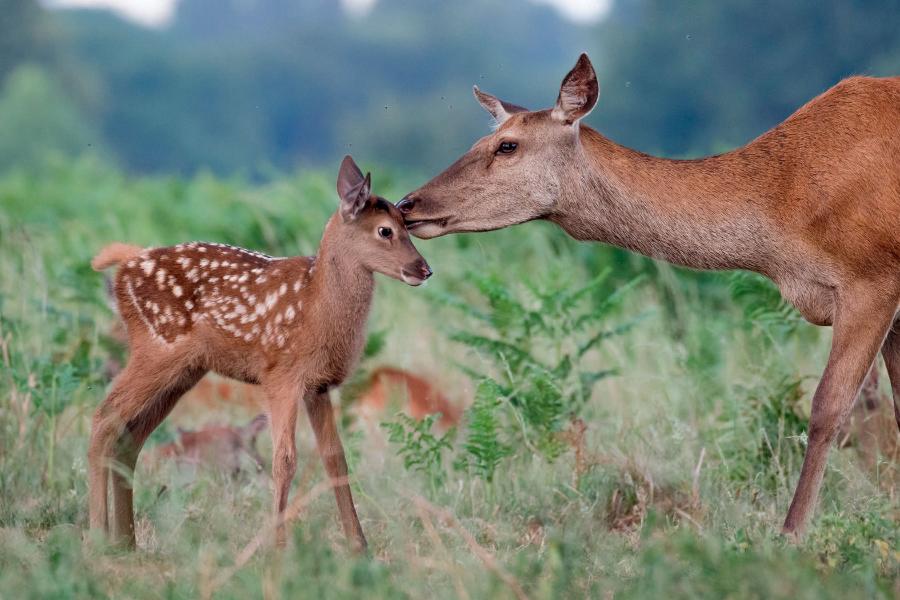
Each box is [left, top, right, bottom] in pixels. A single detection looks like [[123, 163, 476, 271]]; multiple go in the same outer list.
[[473, 85, 528, 125], [337, 155, 372, 222], [552, 53, 599, 125]]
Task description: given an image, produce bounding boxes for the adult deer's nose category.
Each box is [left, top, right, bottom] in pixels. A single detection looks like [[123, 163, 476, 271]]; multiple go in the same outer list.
[[396, 195, 416, 214]]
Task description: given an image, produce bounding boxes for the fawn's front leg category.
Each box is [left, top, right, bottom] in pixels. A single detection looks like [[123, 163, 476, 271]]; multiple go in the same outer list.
[[304, 388, 367, 553], [265, 380, 301, 548], [782, 282, 899, 535]]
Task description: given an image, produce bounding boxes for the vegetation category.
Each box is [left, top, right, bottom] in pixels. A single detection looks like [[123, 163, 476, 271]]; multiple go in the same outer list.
[[4, 0, 900, 174], [2, 1, 899, 596], [1, 159, 897, 598]]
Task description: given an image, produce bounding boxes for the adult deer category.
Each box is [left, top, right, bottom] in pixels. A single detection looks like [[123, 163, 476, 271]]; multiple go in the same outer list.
[[398, 53, 900, 536], [89, 156, 432, 551]]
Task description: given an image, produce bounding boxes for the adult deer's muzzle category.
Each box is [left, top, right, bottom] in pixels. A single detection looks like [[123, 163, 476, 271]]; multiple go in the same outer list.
[[398, 193, 451, 239], [396, 195, 417, 214]]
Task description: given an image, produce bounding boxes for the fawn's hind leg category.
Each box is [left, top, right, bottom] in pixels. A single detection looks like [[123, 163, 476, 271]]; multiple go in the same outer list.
[[108, 364, 206, 546], [89, 359, 146, 536], [88, 346, 204, 547]]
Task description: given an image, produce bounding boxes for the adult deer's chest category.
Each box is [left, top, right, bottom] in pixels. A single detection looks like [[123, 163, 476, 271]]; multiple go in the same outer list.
[[776, 276, 836, 326]]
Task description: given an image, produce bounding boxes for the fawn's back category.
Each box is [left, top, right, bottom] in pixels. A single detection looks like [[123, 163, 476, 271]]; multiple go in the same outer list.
[[114, 242, 313, 348]]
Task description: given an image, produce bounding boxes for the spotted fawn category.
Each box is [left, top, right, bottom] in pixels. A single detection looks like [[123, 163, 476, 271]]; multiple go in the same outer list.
[[88, 156, 432, 551]]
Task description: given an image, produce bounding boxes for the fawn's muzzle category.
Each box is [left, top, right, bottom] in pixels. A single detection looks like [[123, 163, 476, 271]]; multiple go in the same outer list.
[[401, 259, 432, 286]]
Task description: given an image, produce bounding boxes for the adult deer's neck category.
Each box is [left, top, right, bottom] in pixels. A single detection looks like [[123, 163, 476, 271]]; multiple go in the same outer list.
[[549, 126, 780, 273]]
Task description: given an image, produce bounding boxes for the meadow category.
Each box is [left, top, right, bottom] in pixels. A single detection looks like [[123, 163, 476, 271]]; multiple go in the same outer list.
[[0, 157, 897, 599]]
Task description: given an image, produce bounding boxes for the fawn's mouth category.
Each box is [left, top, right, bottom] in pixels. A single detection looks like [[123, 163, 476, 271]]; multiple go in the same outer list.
[[400, 266, 433, 286]]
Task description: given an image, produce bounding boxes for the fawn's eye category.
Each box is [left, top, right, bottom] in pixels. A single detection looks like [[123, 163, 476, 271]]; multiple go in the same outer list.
[[497, 141, 518, 155], [378, 226, 393, 239]]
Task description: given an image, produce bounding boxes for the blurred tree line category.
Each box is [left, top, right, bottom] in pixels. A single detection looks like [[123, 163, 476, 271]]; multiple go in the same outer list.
[[1, 0, 898, 176]]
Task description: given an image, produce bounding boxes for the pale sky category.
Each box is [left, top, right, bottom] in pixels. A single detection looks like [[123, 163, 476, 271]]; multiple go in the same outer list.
[[45, 0, 611, 28]]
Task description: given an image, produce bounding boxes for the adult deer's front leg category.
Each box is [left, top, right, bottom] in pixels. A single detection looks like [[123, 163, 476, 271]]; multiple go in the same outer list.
[[782, 284, 898, 535], [304, 389, 367, 553], [879, 327, 900, 432]]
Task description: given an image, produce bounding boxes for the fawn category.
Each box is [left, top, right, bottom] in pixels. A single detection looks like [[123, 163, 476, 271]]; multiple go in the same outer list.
[[89, 156, 432, 551]]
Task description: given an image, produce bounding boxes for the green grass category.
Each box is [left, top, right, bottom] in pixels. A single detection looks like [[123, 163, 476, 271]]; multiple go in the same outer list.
[[0, 157, 897, 599]]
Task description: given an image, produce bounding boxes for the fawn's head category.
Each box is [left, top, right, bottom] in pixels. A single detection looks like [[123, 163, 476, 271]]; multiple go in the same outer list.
[[398, 53, 600, 238], [332, 156, 432, 285]]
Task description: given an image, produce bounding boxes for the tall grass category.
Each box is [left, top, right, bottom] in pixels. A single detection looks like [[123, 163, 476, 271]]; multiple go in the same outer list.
[[0, 157, 897, 598]]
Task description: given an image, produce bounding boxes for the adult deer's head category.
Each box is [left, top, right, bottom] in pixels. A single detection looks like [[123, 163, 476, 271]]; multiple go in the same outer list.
[[398, 53, 599, 238]]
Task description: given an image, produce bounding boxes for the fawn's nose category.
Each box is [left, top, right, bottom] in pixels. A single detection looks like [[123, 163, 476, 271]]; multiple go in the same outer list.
[[401, 258, 433, 286], [412, 258, 432, 280], [396, 195, 416, 214]]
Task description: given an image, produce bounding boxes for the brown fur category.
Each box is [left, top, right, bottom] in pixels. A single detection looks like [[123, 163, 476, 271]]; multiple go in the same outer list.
[[102, 289, 270, 416], [356, 366, 459, 428], [400, 54, 900, 536], [91, 243, 144, 271], [88, 156, 430, 551], [171, 375, 267, 417]]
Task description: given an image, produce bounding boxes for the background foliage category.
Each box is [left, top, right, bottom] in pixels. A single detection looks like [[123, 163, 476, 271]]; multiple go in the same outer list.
[[3, 0, 900, 174], [1, 159, 897, 599], [0, 1, 898, 598]]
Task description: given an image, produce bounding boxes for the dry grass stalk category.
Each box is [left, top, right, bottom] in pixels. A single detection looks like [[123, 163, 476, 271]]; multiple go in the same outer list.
[[411, 495, 530, 600], [205, 476, 347, 599]]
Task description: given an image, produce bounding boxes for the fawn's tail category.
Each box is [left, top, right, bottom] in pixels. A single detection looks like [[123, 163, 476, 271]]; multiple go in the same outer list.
[[91, 243, 144, 271]]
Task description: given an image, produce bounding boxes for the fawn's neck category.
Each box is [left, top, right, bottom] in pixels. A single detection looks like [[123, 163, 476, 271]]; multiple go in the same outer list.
[[306, 215, 375, 337], [549, 127, 782, 274]]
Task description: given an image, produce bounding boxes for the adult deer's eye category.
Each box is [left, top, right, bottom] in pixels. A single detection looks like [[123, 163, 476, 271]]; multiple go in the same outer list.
[[378, 226, 393, 239], [497, 141, 518, 154]]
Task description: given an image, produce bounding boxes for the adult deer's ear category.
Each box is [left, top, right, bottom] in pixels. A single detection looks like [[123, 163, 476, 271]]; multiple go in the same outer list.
[[473, 86, 528, 125], [552, 53, 599, 125], [337, 155, 371, 222]]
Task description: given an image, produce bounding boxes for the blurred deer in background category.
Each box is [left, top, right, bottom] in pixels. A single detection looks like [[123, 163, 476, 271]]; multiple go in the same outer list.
[[355, 366, 460, 429], [399, 53, 900, 536], [89, 155, 432, 551], [145, 413, 268, 476]]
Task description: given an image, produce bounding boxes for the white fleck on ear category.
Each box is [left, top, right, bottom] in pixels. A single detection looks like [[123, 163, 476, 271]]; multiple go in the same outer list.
[[473, 86, 528, 127]]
